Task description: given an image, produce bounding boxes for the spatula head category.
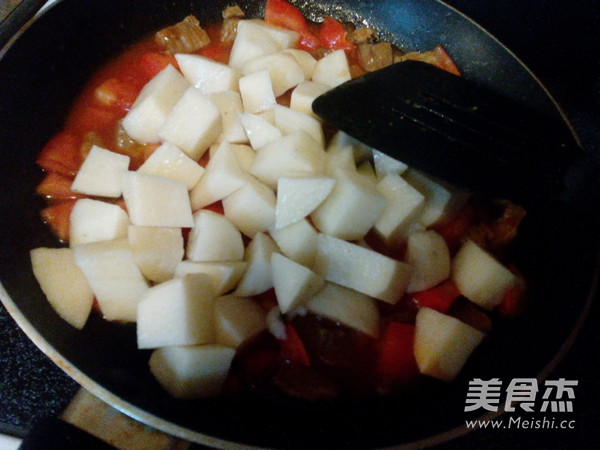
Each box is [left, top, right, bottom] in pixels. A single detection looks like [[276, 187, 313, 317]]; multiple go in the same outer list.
[[313, 60, 581, 204]]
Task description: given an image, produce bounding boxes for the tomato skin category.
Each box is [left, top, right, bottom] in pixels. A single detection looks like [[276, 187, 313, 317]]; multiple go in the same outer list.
[[318, 17, 355, 51], [40, 199, 77, 243], [264, 0, 320, 50], [280, 323, 311, 366], [37, 131, 82, 177], [377, 322, 420, 389], [412, 279, 461, 314]]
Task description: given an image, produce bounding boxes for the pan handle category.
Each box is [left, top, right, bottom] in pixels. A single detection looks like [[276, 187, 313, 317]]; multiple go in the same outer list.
[[0, 0, 48, 49]]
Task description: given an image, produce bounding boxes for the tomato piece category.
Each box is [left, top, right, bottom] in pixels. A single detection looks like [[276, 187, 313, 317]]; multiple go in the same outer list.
[[497, 265, 527, 318], [412, 279, 461, 314], [203, 201, 225, 215], [93, 77, 140, 112], [280, 323, 311, 367], [432, 45, 461, 76], [377, 322, 420, 389], [40, 200, 77, 243], [37, 131, 82, 177], [199, 41, 232, 64], [254, 288, 278, 312], [68, 106, 120, 134], [35, 173, 85, 201], [138, 52, 179, 80], [264, 0, 320, 50], [434, 203, 475, 252], [318, 17, 355, 51]]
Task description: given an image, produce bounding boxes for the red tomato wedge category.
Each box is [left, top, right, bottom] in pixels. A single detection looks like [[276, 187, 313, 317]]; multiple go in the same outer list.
[[199, 41, 232, 64], [318, 17, 355, 51], [412, 279, 461, 314], [138, 52, 179, 80], [35, 173, 85, 201], [280, 323, 311, 366], [264, 0, 320, 50], [40, 200, 77, 243], [377, 322, 420, 389], [37, 131, 82, 177]]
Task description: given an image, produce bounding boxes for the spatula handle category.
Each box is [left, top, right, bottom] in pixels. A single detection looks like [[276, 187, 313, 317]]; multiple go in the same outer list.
[[562, 152, 600, 219]]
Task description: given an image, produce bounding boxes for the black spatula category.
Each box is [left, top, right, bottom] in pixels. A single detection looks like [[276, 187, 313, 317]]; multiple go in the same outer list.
[[313, 60, 600, 212]]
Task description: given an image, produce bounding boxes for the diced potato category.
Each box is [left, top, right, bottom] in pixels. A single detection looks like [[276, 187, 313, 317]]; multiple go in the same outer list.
[[414, 307, 486, 381], [373, 150, 408, 179], [374, 174, 425, 246], [273, 104, 324, 147], [128, 226, 184, 283], [242, 19, 299, 50], [158, 86, 222, 160], [451, 241, 517, 310], [189, 141, 249, 210], [325, 145, 356, 174], [208, 143, 255, 172], [138, 142, 204, 190], [275, 175, 335, 229], [175, 54, 241, 94], [356, 160, 377, 183], [214, 295, 267, 347], [228, 20, 281, 69], [406, 230, 450, 293], [269, 218, 318, 267], [306, 282, 379, 337], [327, 131, 373, 164], [208, 90, 249, 144], [122, 65, 189, 143], [235, 232, 279, 296], [174, 260, 247, 295], [222, 176, 276, 237], [121, 171, 194, 228], [311, 168, 386, 241], [312, 49, 351, 87], [186, 210, 244, 262], [404, 169, 469, 227], [314, 234, 412, 304], [30, 247, 94, 329], [239, 112, 282, 149], [242, 52, 305, 97], [69, 199, 129, 247], [290, 81, 330, 120], [283, 49, 317, 79], [272, 253, 325, 313], [137, 274, 217, 349], [239, 70, 277, 114], [250, 131, 326, 190], [71, 146, 130, 197], [149, 345, 235, 398], [73, 238, 149, 322]]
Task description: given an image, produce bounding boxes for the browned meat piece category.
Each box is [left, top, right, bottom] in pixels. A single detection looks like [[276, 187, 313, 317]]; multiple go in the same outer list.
[[357, 42, 394, 72], [220, 5, 245, 42], [154, 15, 210, 54], [348, 26, 376, 44], [222, 5, 245, 19]]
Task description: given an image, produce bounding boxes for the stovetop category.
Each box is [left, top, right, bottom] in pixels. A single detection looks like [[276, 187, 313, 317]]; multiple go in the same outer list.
[[1, 0, 599, 447]]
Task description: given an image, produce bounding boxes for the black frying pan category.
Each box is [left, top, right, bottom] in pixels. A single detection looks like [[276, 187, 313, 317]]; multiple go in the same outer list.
[[0, 0, 597, 448]]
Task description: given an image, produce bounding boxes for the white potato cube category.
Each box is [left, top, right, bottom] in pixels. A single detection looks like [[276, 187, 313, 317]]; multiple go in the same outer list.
[[273, 104, 324, 147], [175, 53, 241, 94], [71, 146, 130, 197], [451, 241, 517, 310], [325, 145, 356, 174], [275, 175, 335, 229], [73, 239, 149, 322], [373, 150, 408, 179], [356, 160, 377, 183], [223, 177, 276, 237], [186, 210, 244, 262], [270, 218, 318, 267], [374, 174, 425, 246], [128, 226, 184, 283], [306, 283, 379, 337], [189, 141, 249, 210], [158, 87, 222, 161], [239, 112, 282, 149], [311, 169, 386, 241], [149, 345, 235, 398], [312, 49, 351, 87], [406, 230, 451, 293], [137, 274, 217, 349], [121, 171, 194, 228], [175, 261, 248, 295], [272, 253, 324, 313], [208, 143, 255, 172], [242, 52, 305, 97], [404, 169, 469, 227], [208, 90, 248, 144], [250, 131, 326, 190], [214, 295, 267, 348], [235, 232, 279, 296], [30, 247, 94, 329], [283, 49, 317, 79], [239, 70, 277, 114], [243, 19, 299, 50], [122, 65, 189, 143], [414, 307, 486, 381], [229, 20, 298, 68], [328, 131, 373, 164], [314, 234, 412, 304], [138, 142, 204, 190], [290, 81, 330, 120], [69, 199, 129, 247]]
